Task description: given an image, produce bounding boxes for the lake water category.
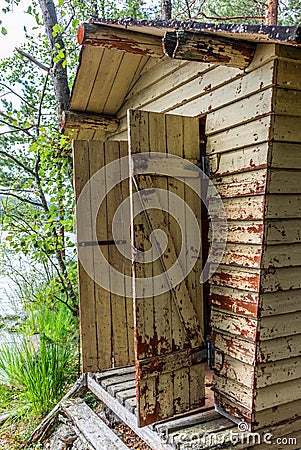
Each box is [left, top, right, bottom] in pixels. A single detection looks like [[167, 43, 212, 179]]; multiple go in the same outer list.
[[0, 275, 23, 344]]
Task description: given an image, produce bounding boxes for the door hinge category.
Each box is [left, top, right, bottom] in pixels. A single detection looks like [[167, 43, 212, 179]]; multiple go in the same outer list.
[[189, 337, 215, 367], [76, 239, 126, 247]]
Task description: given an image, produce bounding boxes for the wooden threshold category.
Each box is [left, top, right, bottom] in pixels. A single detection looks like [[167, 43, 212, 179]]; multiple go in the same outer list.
[[87, 367, 237, 450]]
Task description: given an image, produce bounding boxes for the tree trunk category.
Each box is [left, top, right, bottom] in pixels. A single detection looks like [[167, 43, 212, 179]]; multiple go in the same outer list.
[[265, 0, 278, 25], [162, 0, 172, 20], [38, 0, 70, 118]]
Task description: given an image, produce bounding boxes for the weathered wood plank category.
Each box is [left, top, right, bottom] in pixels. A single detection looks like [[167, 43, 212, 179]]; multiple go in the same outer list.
[[62, 110, 119, 132], [171, 60, 273, 117], [101, 373, 136, 389], [148, 111, 173, 357], [256, 356, 301, 388], [274, 88, 301, 117], [214, 391, 252, 422], [211, 265, 261, 292], [272, 114, 301, 142], [216, 196, 265, 221], [107, 380, 136, 396], [105, 141, 131, 367], [213, 376, 253, 410], [257, 334, 301, 363], [73, 141, 98, 372], [270, 142, 301, 169], [206, 89, 272, 135], [219, 243, 262, 268], [124, 397, 137, 413], [262, 243, 301, 268], [121, 62, 217, 118], [210, 285, 259, 317], [259, 311, 301, 340], [87, 48, 123, 113], [261, 266, 301, 292], [255, 377, 301, 411], [265, 219, 301, 244], [277, 59, 301, 90], [155, 409, 218, 434], [104, 53, 145, 115], [165, 114, 187, 353], [214, 352, 254, 388], [206, 116, 271, 155], [163, 30, 255, 68], [95, 366, 135, 381], [269, 169, 301, 194], [172, 417, 234, 448], [116, 387, 137, 404], [211, 308, 257, 341], [120, 141, 135, 365], [209, 143, 269, 177], [254, 398, 301, 430], [62, 398, 128, 450], [78, 23, 164, 58], [69, 46, 104, 111], [88, 141, 113, 371], [212, 331, 256, 365], [260, 289, 301, 316], [222, 221, 264, 245], [126, 58, 189, 101], [212, 169, 267, 198]]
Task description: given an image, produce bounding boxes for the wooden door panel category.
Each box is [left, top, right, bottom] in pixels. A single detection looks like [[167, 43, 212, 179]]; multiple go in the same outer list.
[[74, 140, 134, 372], [129, 110, 206, 426]]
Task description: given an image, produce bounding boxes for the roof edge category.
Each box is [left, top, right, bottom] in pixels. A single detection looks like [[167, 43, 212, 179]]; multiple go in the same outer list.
[[89, 18, 301, 45]]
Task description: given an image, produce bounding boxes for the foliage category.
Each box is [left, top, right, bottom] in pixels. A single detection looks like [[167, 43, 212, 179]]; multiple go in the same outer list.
[[0, 337, 71, 418], [0, 293, 78, 420]]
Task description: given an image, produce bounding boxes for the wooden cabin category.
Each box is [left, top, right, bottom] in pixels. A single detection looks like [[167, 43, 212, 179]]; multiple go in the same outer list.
[[61, 18, 301, 449]]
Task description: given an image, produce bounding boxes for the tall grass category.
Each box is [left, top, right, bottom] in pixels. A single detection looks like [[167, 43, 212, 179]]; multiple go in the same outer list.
[[0, 336, 71, 418], [0, 291, 78, 420]]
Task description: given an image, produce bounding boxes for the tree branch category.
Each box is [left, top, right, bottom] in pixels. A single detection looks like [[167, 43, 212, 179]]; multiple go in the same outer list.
[[0, 191, 43, 208], [15, 48, 50, 72], [0, 82, 38, 111], [36, 71, 50, 133], [0, 150, 35, 177], [198, 11, 264, 20]]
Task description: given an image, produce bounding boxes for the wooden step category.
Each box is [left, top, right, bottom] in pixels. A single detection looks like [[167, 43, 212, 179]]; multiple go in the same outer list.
[[61, 398, 128, 450]]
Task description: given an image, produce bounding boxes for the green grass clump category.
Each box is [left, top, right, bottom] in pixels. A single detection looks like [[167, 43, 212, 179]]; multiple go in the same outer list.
[[0, 300, 78, 420], [0, 335, 71, 418]]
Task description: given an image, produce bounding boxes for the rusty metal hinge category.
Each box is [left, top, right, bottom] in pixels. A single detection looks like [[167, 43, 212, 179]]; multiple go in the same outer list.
[[189, 337, 215, 367], [76, 240, 126, 247]]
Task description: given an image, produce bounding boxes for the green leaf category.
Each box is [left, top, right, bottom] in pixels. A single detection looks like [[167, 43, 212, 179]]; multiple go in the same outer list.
[[1, 26, 7, 36]]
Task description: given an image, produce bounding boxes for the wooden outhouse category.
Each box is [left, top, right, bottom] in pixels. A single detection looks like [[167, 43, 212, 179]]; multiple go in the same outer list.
[[63, 18, 301, 447]]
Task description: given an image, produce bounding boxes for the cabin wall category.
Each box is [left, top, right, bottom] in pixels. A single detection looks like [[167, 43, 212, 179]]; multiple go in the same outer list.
[[254, 45, 301, 429], [106, 44, 278, 426]]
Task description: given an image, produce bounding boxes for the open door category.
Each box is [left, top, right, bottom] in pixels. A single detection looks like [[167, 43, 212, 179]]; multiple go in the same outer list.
[[129, 110, 206, 427], [73, 140, 135, 372]]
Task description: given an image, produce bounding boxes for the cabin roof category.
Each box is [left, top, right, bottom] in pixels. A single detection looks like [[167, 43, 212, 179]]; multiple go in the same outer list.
[[89, 18, 301, 45], [64, 19, 301, 136]]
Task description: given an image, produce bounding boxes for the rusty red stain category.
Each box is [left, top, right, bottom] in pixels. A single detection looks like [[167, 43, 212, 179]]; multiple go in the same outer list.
[[211, 293, 258, 316]]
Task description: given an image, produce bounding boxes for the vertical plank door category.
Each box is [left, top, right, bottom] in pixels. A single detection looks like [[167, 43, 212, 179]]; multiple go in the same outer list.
[[128, 110, 206, 427], [73, 140, 134, 372]]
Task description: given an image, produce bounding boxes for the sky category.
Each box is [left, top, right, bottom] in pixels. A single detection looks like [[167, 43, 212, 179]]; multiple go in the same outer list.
[[0, 0, 35, 59]]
